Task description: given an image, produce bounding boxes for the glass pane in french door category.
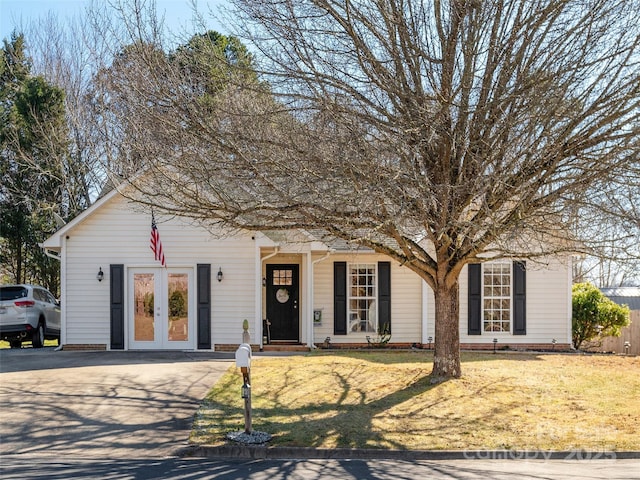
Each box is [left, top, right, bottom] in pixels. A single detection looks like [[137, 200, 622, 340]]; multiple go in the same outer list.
[[133, 273, 155, 341], [167, 273, 189, 342]]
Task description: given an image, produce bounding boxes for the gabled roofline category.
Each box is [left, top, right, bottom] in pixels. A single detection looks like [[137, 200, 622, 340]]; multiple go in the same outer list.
[[41, 186, 121, 250]]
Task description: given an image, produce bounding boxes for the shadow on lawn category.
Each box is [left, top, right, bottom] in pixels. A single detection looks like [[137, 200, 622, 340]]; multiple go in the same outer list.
[[199, 363, 520, 451]]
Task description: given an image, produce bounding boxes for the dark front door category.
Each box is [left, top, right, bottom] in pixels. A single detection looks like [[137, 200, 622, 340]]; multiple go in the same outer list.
[[266, 264, 299, 342]]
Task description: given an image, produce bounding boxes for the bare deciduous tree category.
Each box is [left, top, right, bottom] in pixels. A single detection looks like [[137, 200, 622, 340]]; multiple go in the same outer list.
[[22, 7, 137, 217], [96, 0, 639, 379]]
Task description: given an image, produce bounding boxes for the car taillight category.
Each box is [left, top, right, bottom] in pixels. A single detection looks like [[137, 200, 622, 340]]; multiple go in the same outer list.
[[14, 300, 35, 307]]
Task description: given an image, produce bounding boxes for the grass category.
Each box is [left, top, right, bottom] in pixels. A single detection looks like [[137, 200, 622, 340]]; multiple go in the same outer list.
[[191, 351, 640, 451], [0, 339, 59, 349]]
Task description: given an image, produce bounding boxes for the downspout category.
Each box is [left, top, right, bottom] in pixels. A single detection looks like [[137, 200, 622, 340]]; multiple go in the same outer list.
[[421, 280, 430, 346], [260, 247, 279, 350], [42, 247, 61, 262], [308, 250, 332, 348], [567, 255, 574, 349], [40, 245, 63, 350]]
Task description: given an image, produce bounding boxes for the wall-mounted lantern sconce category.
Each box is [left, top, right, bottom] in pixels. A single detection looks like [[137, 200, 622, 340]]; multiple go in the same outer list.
[[262, 277, 267, 287], [97, 267, 104, 282], [217, 267, 223, 282]]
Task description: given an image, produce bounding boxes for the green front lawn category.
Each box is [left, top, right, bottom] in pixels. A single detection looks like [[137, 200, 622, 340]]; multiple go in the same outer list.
[[191, 351, 640, 451]]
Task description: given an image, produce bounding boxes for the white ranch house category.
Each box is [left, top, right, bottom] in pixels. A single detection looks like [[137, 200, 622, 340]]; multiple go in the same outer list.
[[42, 187, 573, 352]]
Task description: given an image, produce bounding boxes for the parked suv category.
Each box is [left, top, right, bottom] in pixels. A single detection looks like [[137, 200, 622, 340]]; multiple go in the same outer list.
[[0, 285, 61, 349]]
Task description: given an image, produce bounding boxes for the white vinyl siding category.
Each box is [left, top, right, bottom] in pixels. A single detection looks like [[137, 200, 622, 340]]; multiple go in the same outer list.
[[312, 254, 423, 344], [455, 258, 571, 344], [62, 194, 257, 348], [54, 190, 572, 349]]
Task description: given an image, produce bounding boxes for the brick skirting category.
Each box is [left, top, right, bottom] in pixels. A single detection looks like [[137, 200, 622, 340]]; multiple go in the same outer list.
[[58, 343, 571, 353], [61, 344, 107, 351], [316, 342, 572, 352], [459, 343, 572, 352]]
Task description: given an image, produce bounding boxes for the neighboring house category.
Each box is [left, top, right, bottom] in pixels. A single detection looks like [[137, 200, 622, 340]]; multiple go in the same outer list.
[[597, 287, 640, 356], [42, 187, 573, 351]]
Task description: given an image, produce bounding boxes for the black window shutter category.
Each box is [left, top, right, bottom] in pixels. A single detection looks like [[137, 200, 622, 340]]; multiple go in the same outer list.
[[333, 262, 347, 335], [513, 261, 526, 335], [468, 263, 482, 335], [110, 264, 125, 349], [378, 261, 391, 333], [197, 264, 212, 349]]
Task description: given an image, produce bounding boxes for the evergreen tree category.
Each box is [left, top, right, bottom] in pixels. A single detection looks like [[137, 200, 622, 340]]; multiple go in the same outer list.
[[1, 32, 69, 293]]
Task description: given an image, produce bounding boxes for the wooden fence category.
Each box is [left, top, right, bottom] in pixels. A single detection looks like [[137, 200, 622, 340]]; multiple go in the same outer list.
[[587, 310, 640, 355]]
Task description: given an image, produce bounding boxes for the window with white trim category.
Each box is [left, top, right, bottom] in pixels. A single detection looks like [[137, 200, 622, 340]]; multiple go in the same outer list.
[[482, 262, 511, 332], [348, 264, 377, 333]]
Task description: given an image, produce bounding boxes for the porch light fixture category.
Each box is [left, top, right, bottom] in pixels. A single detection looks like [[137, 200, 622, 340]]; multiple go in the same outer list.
[[493, 338, 498, 354], [217, 267, 223, 282], [97, 267, 104, 282]]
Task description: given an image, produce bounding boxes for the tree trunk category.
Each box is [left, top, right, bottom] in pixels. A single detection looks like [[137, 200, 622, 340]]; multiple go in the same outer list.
[[16, 242, 24, 285], [431, 281, 462, 381]]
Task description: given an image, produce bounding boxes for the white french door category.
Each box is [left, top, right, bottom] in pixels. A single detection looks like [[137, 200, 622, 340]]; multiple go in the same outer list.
[[128, 268, 194, 350]]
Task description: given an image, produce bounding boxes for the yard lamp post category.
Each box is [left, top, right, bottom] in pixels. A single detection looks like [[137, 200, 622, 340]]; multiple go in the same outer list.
[[428, 336, 433, 350], [624, 341, 631, 355], [552, 339, 557, 351], [493, 338, 498, 354]]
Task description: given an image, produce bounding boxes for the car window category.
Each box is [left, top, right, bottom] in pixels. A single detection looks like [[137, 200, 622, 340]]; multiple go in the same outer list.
[[0, 287, 28, 301], [37, 289, 50, 303], [32, 289, 43, 302], [45, 291, 56, 304]]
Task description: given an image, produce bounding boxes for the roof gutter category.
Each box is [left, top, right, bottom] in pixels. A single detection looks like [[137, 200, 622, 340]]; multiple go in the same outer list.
[[40, 244, 61, 262]]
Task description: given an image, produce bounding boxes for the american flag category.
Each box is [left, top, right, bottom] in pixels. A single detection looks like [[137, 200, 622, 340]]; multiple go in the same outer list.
[[150, 212, 166, 267]]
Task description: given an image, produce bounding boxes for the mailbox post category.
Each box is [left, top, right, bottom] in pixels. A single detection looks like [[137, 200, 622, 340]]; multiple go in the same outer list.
[[235, 343, 252, 434]]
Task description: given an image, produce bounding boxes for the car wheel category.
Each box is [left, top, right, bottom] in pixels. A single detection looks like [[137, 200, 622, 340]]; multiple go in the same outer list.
[[32, 323, 44, 348], [9, 340, 21, 349]]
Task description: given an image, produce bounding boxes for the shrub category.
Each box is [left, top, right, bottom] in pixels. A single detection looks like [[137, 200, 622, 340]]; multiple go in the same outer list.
[[572, 282, 630, 350]]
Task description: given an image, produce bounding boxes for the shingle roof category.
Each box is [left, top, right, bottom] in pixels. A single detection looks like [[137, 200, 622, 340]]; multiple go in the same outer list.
[[306, 229, 399, 252]]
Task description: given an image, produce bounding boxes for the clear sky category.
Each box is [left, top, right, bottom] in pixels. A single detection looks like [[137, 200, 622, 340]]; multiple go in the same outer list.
[[1, 0, 228, 41]]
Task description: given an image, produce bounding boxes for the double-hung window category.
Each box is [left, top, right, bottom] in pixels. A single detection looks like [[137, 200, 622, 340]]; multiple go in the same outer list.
[[348, 264, 376, 333], [469, 261, 525, 336], [482, 261, 512, 333], [334, 261, 390, 336]]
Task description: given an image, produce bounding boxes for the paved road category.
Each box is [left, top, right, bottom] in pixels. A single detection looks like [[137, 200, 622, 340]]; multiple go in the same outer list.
[[1, 455, 639, 479], [1, 348, 639, 479]]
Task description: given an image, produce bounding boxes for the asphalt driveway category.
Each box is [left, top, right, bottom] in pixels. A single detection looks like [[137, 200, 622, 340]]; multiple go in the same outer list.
[[0, 348, 233, 459]]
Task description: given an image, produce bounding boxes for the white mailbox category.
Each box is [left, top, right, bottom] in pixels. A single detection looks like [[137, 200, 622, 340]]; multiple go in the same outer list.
[[235, 343, 252, 368]]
